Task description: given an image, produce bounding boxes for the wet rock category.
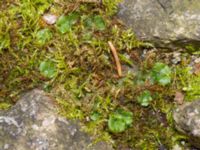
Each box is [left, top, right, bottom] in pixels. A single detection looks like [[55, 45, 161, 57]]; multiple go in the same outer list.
[[173, 100, 200, 148], [118, 0, 200, 49], [0, 89, 113, 150]]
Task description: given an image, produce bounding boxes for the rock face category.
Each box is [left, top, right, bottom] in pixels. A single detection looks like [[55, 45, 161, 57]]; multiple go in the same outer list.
[[118, 0, 200, 49], [173, 100, 200, 148], [0, 89, 113, 150]]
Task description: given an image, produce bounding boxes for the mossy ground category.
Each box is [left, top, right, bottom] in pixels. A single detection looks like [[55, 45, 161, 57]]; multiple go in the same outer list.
[[1, 0, 200, 149]]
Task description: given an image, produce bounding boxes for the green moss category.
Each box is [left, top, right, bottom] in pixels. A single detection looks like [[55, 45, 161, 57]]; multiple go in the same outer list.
[[102, 0, 122, 16], [0, 103, 11, 110], [0, 0, 192, 149], [185, 44, 200, 54], [174, 66, 200, 101]]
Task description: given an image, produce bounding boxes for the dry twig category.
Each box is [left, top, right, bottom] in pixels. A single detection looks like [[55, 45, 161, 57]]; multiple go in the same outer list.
[[108, 41, 122, 77]]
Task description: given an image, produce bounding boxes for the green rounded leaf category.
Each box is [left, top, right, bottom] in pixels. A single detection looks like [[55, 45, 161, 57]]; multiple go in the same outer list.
[[114, 109, 132, 125], [108, 116, 126, 133], [93, 15, 106, 30], [90, 111, 101, 121], [39, 60, 57, 78], [151, 62, 172, 86], [83, 15, 106, 31], [56, 12, 79, 34], [108, 109, 133, 133], [83, 17, 93, 29], [137, 90, 152, 107], [36, 28, 52, 45]]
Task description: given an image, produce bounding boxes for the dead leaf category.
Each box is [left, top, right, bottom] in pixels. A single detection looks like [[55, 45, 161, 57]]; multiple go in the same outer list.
[[130, 50, 141, 63], [174, 91, 184, 105]]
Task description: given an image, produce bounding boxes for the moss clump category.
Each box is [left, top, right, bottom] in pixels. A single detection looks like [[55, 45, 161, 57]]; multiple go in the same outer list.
[[174, 66, 200, 101], [0, 0, 195, 149], [0, 103, 11, 110]]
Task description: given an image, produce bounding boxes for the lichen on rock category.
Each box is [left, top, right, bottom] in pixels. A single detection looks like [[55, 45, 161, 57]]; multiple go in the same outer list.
[[0, 89, 113, 150], [173, 100, 200, 148], [118, 0, 200, 49]]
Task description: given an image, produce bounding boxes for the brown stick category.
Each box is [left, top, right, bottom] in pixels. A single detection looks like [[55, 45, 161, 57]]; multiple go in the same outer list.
[[108, 41, 122, 77]]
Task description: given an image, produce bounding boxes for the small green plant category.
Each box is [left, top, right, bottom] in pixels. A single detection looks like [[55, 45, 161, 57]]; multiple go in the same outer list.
[[90, 111, 101, 121], [151, 62, 172, 86], [39, 60, 57, 78], [108, 109, 133, 133], [93, 15, 106, 31], [137, 90, 152, 107], [56, 12, 79, 34], [83, 15, 106, 31], [35, 28, 52, 45]]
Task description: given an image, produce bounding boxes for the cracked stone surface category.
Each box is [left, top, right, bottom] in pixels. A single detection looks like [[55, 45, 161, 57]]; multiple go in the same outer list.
[[118, 0, 200, 49], [173, 100, 200, 148], [0, 89, 113, 150]]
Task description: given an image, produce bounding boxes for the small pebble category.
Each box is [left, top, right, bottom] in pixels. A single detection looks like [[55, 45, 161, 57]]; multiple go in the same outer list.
[[172, 144, 182, 150], [4, 144, 9, 149], [194, 57, 200, 64], [42, 14, 57, 25], [172, 52, 181, 64]]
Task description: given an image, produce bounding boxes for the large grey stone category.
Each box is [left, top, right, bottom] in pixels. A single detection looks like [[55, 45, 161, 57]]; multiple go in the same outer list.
[[0, 89, 113, 150], [173, 100, 200, 148], [118, 0, 200, 49]]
